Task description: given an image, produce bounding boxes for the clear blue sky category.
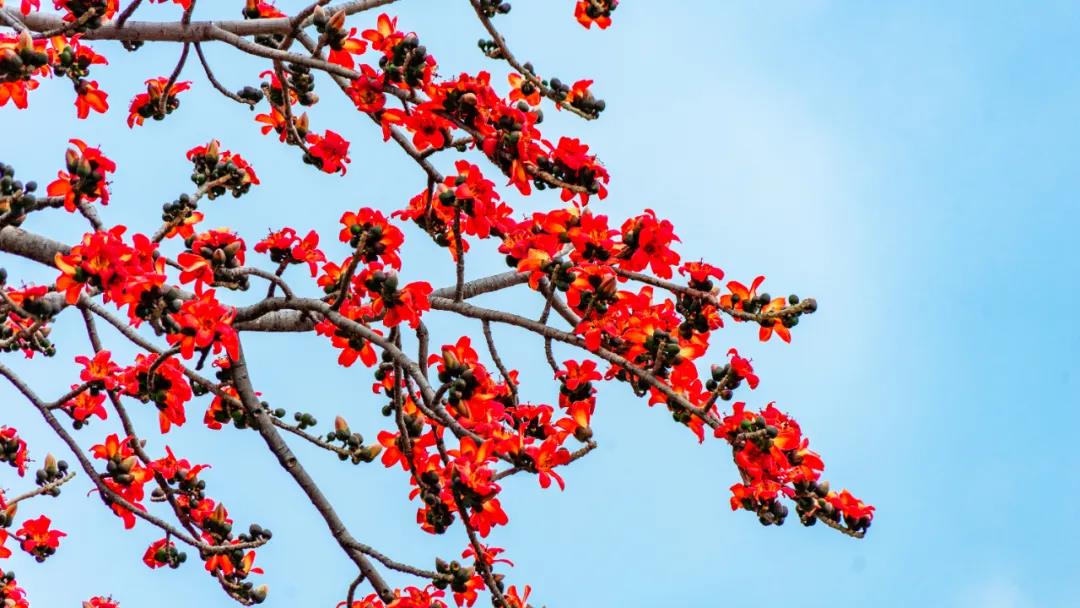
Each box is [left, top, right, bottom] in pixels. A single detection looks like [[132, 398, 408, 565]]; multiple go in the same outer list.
[[2, 1, 1078, 606]]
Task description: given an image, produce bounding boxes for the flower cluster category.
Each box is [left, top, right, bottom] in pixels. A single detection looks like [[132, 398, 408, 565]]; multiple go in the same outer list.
[[178, 228, 248, 290], [254, 227, 325, 277], [186, 140, 260, 200], [164, 289, 239, 362], [127, 77, 190, 127], [45, 138, 116, 211], [574, 0, 618, 29], [0, 569, 28, 608], [54, 226, 166, 315], [119, 353, 193, 433], [718, 403, 873, 533], [0, 427, 28, 476], [53, 0, 118, 28]]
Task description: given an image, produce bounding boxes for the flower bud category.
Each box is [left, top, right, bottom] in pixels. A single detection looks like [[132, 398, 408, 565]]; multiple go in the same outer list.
[[334, 415, 350, 435], [328, 9, 347, 31]]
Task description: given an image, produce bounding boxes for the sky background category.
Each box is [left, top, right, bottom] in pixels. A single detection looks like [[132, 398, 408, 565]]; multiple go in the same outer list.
[[2, 1, 1078, 606]]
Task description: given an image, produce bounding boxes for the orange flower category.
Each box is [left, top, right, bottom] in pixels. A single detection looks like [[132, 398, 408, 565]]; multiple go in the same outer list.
[[127, 77, 191, 127], [305, 129, 351, 174], [46, 138, 116, 211], [507, 73, 540, 106], [166, 289, 239, 361], [16, 515, 65, 559], [74, 79, 109, 118]]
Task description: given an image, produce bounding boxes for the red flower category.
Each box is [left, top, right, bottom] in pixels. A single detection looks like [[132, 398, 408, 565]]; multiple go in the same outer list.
[[167, 289, 239, 361], [361, 13, 403, 54], [726, 348, 759, 389], [76, 349, 120, 390], [507, 73, 540, 106], [366, 274, 432, 329], [243, 0, 284, 18], [574, 0, 617, 29], [346, 64, 386, 113], [828, 489, 875, 523], [143, 537, 177, 569], [525, 438, 571, 490], [127, 77, 191, 127], [74, 79, 109, 118], [0, 426, 29, 476], [315, 312, 380, 368], [17, 515, 65, 560], [83, 597, 120, 608], [306, 130, 352, 174], [327, 28, 368, 70], [120, 353, 192, 433], [65, 387, 107, 423], [46, 138, 117, 211], [339, 207, 405, 269]]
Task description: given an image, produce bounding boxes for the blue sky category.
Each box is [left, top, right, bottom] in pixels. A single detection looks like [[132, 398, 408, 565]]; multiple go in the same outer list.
[[2, 1, 1078, 606]]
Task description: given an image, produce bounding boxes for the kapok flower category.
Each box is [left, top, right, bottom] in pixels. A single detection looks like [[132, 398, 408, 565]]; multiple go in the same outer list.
[[46, 138, 116, 211], [305, 130, 351, 174], [127, 77, 191, 127], [17, 515, 65, 561], [167, 289, 239, 361]]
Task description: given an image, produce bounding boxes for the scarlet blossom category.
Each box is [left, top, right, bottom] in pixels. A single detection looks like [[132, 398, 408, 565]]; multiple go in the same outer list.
[[13, 1, 41, 13], [720, 275, 764, 311], [758, 296, 792, 343], [119, 353, 192, 433], [507, 73, 540, 106], [679, 261, 724, 287], [0, 31, 48, 109], [65, 387, 107, 423], [142, 537, 177, 569], [828, 489, 876, 523], [255, 227, 326, 276], [574, 0, 617, 29], [361, 13, 404, 54], [149, 445, 209, 482], [71, 79, 109, 118], [186, 139, 260, 193], [362, 270, 432, 329], [53, 0, 118, 21], [166, 289, 239, 361], [177, 228, 246, 288], [306, 130, 352, 174], [0, 426, 29, 476], [727, 348, 759, 389], [314, 311, 380, 368], [525, 438, 571, 490], [76, 349, 120, 390], [547, 136, 610, 204], [339, 207, 405, 269], [255, 106, 308, 142], [0, 531, 10, 559], [83, 598, 120, 608], [127, 77, 191, 128], [345, 64, 386, 113], [617, 209, 681, 278], [0, 77, 37, 110], [327, 28, 368, 70], [46, 138, 117, 211], [17, 515, 65, 560], [382, 107, 450, 151], [243, 0, 284, 18]]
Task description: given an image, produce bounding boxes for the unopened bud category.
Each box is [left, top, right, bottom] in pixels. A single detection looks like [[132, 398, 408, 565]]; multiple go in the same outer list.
[[328, 9, 346, 31], [334, 415, 350, 434]]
